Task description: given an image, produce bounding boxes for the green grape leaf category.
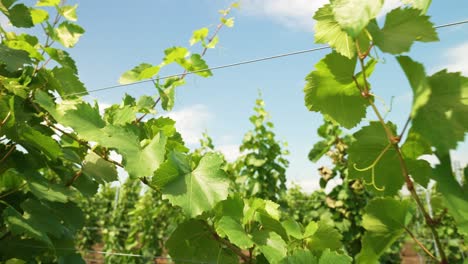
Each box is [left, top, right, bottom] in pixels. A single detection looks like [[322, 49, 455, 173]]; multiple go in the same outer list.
[[243, 198, 281, 226], [152, 151, 188, 187], [7, 4, 34, 28], [308, 140, 332, 162], [122, 132, 167, 178], [281, 219, 303, 239], [60, 5, 77, 21], [252, 230, 287, 264], [82, 152, 118, 183], [410, 71, 468, 153], [396, 56, 431, 117], [433, 153, 468, 236], [166, 219, 238, 263], [0, 169, 24, 193], [280, 250, 317, 264], [48, 202, 85, 232], [356, 198, 413, 264], [163, 46, 190, 65], [0, 44, 32, 72], [2, 206, 52, 246], [184, 54, 212, 77], [155, 77, 185, 111], [304, 52, 376, 128], [161, 153, 230, 217], [402, 0, 431, 14], [57, 253, 85, 264], [35, 92, 167, 178], [18, 124, 62, 160], [313, 4, 355, 59], [258, 212, 288, 241], [348, 122, 403, 195], [6, 40, 44, 60], [369, 8, 438, 54], [305, 222, 342, 252], [36, 0, 60, 7], [190, 27, 209, 46], [215, 216, 254, 249], [319, 249, 352, 264], [44, 48, 78, 73], [20, 199, 67, 238], [119, 63, 160, 84], [54, 21, 85, 48], [104, 105, 135, 125], [406, 159, 431, 187], [52, 67, 87, 96], [30, 8, 48, 24], [27, 176, 74, 203], [214, 195, 244, 221], [73, 173, 98, 196], [331, 0, 383, 37], [401, 129, 432, 159], [303, 221, 318, 238]]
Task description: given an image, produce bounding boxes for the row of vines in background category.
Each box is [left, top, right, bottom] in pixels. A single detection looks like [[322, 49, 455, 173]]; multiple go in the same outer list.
[[0, 0, 467, 263], [77, 100, 466, 263]]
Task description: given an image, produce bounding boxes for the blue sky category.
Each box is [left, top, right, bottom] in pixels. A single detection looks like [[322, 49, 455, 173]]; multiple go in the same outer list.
[[30, 1, 468, 190]]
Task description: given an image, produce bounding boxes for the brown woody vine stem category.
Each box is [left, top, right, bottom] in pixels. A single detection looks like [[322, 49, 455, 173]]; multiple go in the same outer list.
[[212, 232, 250, 262], [0, 144, 16, 164], [65, 170, 82, 187], [404, 227, 438, 261], [0, 111, 11, 128], [355, 44, 448, 263], [0, 183, 26, 199]]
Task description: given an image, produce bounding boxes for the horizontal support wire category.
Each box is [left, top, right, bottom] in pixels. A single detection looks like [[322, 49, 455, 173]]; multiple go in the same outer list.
[[59, 19, 468, 99], [10, 242, 212, 264]]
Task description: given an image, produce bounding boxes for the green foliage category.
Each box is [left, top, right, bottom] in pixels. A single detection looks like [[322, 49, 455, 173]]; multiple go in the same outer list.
[[0, 2, 91, 262], [305, 0, 468, 263], [331, 0, 383, 38], [236, 96, 289, 203], [304, 52, 376, 128], [2, 0, 466, 263], [368, 8, 438, 54], [159, 152, 230, 217], [313, 4, 355, 58], [356, 198, 413, 263]]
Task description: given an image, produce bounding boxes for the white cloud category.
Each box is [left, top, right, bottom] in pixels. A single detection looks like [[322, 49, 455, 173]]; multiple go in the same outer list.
[[166, 104, 213, 145], [241, 0, 326, 31], [240, 0, 402, 31], [442, 42, 468, 75], [216, 144, 241, 162]]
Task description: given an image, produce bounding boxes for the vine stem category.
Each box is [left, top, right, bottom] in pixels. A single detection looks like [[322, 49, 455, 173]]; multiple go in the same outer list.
[[51, 123, 124, 168], [404, 227, 438, 261], [212, 232, 250, 262], [0, 144, 16, 164], [0, 183, 26, 199], [65, 170, 82, 187], [32, 0, 65, 77], [355, 47, 448, 263], [0, 111, 11, 128], [134, 6, 233, 123], [29, 96, 125, 170]]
